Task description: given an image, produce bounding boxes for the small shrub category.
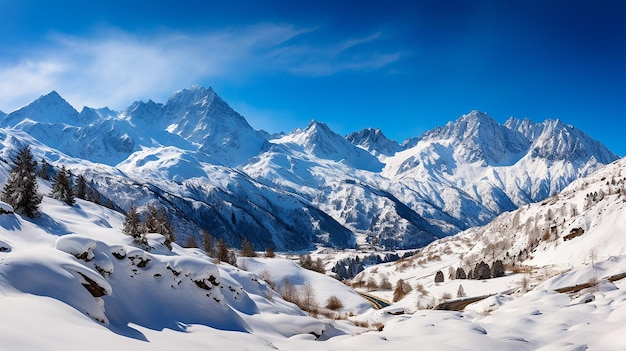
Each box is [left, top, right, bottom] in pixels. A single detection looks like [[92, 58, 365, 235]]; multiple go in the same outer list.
[[441, 292, 452, 300], [326, 295, 344, 310], [457, 284, 466, 298], [365, 277, 379, 291], [415, 283, 428, 295], [393, 279, 412, 302], [258, 270, 275, 290], [380, 275, 392, 290]]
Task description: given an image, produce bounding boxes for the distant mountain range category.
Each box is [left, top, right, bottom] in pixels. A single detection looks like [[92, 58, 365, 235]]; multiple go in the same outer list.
[[0, 86, 618, 250]]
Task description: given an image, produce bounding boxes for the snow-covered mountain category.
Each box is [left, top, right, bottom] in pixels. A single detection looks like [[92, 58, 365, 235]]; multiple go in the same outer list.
[[0, 88, 618, 250], [346, 127, 403, 157], [354, 156, 626, 311], [0, 144, 625, 350]]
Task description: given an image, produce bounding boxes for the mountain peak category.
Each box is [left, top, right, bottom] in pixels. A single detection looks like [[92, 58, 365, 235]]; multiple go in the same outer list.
[[1, 90, 80, 127], [304, 119, 331, 133], [346, 127, 402, 157], [462, 110, 491, 121], [530, 118, 618, 163], [419, 110, 528, 165]]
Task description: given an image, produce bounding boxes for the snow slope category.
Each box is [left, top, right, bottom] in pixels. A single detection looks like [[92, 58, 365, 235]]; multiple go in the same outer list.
[[0, 186, 373, 350]]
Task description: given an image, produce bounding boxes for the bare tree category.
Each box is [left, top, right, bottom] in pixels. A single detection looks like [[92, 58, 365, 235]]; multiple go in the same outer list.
[[240, 237, 256, 257], [393, 278, 412, 302], [201, 231, 215, 257]]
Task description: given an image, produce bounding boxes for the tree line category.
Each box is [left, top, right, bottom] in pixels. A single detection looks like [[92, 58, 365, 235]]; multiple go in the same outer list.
[[0, 146, 108, 216]]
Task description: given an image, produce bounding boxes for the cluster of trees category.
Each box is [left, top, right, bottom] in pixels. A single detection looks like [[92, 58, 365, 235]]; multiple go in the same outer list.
[[123, 204, 175, 248], [1, 146, 42, 217], [186, 232, 270, 265], [299, 254, 325, 274], [435, 259, 505, 283], [331, 252, 407, 281], [0, 146, 114, 218], [49, 165, 75, 206]]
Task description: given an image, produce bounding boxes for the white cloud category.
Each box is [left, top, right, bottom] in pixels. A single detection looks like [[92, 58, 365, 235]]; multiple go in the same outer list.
[[0, 24, 403, 112]]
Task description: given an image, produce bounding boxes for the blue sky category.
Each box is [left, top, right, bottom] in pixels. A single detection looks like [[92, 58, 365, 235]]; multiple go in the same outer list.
[[0, 0, 624, 155]]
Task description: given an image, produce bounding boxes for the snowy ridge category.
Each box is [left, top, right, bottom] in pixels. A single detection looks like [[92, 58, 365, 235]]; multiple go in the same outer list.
[[346, 127, 403, 158], [0, 87, 618, 250], [1, 91, 81, 126], [274, 120, 383, 171]]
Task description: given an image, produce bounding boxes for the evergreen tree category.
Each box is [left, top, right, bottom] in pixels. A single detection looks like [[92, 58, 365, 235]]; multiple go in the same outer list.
[[143, 205, 175, 249], [216, 238, 230, 263], [1, 146, 42, 217], [123, 204, 143, 243], [75, 174, 87, 200], [473, 261, 492, 280], [50, 165, 75, 206], [38, 158, 49, 180], [434, 270, 444, 283], [491, 259, 505, 278], [455, 267, 467, 279], [157, 207, 175, 245]]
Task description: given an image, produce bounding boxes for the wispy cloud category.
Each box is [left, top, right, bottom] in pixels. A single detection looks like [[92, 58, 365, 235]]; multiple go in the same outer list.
[[0, 24, 403, 112]]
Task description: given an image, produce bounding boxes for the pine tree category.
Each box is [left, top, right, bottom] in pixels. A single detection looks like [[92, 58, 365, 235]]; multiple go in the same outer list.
[[143, 205, 175, 249], [473, 261, 492, 280], [143, 205, 159, 233], [1, 146, 42, 217], [434, 270, 444, 283], [50, 165, 75, 206], [491, 259, 505, 278], [123, 204, 143, 243], [216, 238, 230, 263], [157, 207, 175, 246], [38, 158, 49, 180], [75, 174, 87, 199], [455, 267, 467, 279]]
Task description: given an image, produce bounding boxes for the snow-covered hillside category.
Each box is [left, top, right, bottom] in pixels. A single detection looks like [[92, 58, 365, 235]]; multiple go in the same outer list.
[[0, 182, 377, 350], [354, 156, 626, 312], [0, 88, 618, 250]]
